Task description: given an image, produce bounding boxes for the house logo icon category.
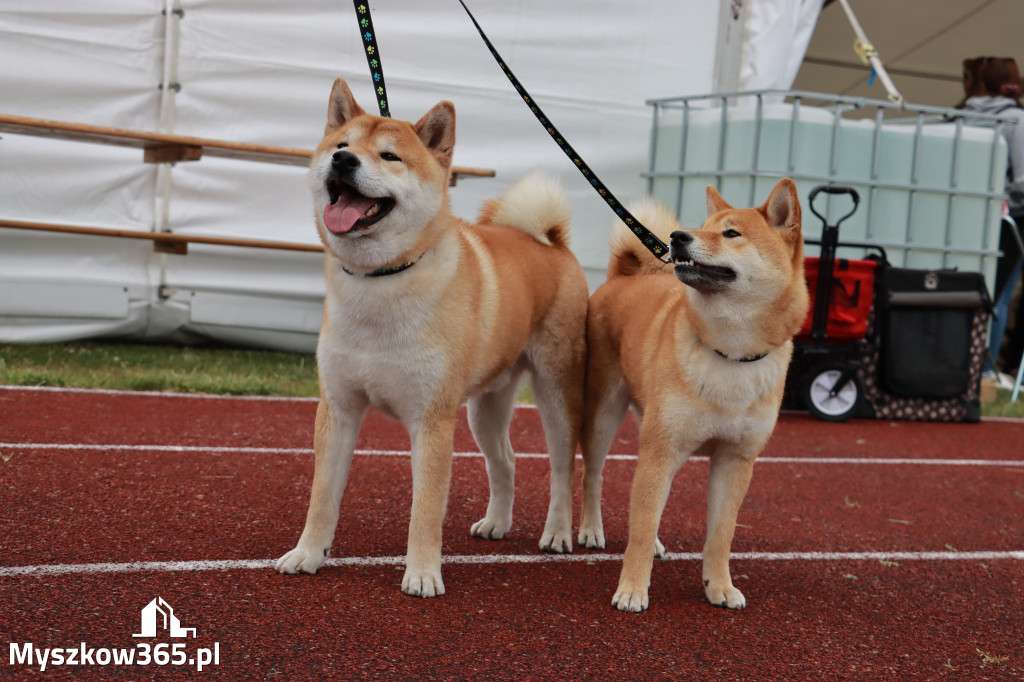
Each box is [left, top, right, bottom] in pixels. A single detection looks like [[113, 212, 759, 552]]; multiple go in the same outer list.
[[132, 597, 197, 638]]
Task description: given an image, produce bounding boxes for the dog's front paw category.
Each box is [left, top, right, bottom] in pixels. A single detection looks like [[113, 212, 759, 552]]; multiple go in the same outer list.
[[577, 526, 605, 550], [275, 544, 329, 575], [704, 579, 746, 609], [470, 515, 511, 541], [654, 537, 666, 559], [612, 583, 649, 613], [401, 568, 445, 598], [539, 527, 572, 554]]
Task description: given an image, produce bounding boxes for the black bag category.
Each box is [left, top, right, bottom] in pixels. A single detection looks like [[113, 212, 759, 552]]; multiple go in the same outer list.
[[880, 267, 992, 398]]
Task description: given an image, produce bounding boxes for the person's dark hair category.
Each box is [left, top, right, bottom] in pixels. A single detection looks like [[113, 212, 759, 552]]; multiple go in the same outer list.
[[957, 56, 1023, 108]]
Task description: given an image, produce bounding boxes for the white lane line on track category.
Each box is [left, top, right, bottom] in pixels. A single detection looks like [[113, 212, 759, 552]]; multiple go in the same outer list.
[[2, 551, 1022, 577], [2, 442, 1023, 467]]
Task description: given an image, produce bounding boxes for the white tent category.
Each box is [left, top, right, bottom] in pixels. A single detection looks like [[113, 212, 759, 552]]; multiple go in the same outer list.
[[0, 0, 1016, 352]]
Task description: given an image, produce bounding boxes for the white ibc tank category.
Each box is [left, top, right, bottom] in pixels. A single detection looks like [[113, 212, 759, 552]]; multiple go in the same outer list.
[[647, 94, 1009, 288]]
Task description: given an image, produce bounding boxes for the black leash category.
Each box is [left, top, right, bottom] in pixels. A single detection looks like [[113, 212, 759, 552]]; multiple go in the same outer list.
[[353, 1, 390, 117], [350, 0, 670, 261], [456, 0, 669, 261]]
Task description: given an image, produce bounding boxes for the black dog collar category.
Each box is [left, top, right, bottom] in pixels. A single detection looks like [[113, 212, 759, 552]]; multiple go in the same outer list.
[[341, 260, 416, 278], [714, 349, 769, 363]]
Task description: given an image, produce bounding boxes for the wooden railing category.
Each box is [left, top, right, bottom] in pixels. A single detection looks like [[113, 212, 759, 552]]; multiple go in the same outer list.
[[0, 218, 325, 255], [0, 113, 495, 254]]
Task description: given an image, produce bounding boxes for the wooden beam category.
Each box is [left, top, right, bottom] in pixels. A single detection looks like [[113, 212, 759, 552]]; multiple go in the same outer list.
[[0, 219, 325, 254], [0, 112, 496, 182], [0, 113, 311, 166]]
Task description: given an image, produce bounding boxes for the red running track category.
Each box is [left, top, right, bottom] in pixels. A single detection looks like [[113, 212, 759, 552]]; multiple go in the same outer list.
[[1, 386, 1022, 679]]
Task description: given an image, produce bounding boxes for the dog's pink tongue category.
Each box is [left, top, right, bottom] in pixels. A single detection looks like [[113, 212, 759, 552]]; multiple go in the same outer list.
[[323, 196, 376, 234]]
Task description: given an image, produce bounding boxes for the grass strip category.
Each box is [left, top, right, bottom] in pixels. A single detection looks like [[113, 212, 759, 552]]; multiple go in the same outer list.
[[0, 342, 1020, 418], [0, 342, 319, 397]]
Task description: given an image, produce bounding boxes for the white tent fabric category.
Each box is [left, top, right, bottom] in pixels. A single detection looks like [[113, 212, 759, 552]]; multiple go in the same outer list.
[[741, 0, 824, 91], [0, 1, 819, 352]]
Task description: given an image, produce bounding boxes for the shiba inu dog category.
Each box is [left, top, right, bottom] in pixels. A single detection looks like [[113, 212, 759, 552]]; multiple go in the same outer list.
[[276, 78, 588, 597], [579, 179, 809, 611]]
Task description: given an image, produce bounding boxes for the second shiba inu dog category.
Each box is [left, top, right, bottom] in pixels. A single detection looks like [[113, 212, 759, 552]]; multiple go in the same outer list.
[[579, 179, 809, 611]]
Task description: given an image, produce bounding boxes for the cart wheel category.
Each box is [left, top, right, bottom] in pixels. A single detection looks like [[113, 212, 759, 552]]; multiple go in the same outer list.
[[804, 364, 863, 422]]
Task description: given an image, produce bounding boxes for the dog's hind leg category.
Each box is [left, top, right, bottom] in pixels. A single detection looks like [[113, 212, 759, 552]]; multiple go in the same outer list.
[[529, 342, 585, 554], [578, 373, 629, 551], [467, 368, 526, 541]]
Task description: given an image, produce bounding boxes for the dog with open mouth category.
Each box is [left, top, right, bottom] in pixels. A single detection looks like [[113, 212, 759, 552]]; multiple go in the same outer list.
[[578, 179, 809, 611], [276, 78, 589, 598]]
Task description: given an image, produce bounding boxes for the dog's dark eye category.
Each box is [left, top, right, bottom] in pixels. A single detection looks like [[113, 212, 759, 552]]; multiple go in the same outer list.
[[336, 142, 348, 149], [722, 229, 741, 239], [380, 151, 402, 162]]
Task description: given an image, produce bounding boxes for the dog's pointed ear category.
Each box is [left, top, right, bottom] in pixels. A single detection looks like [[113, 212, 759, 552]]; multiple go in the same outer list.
[[326, 78, 366, 132], [762, 178, 802, 240], [414, 101, 456, 170], [706, 185, 732, 216]]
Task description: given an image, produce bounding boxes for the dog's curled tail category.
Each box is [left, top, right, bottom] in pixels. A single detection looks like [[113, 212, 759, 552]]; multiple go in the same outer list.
[[607, 197, 679, 279], [478, 171, 571, 248]]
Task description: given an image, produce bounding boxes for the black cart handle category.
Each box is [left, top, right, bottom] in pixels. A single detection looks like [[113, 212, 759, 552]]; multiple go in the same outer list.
[[808, 185, 860, 227]]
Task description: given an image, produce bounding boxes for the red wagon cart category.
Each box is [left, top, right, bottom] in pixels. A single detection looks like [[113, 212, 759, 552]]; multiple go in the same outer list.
[[790, 185, 992, 423]]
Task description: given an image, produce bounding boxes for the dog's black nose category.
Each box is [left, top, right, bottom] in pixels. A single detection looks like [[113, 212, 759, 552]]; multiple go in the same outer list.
[[670, 230, 693, 246], [669, 230, 693, 262], [331, 150, 360, 173]]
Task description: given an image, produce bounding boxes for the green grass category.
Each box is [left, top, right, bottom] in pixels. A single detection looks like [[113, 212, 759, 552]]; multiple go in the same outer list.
[[984, 387, 1024, 419], [0, 342, 319, 397], [0, 342, 1021, 418]]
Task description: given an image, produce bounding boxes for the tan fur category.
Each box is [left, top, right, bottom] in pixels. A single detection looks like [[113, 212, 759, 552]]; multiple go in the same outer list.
[[579, 179, 809, 611], [277, 78, 588, 597], [477, 171, 572, 248], [605, 197, 678, 279]]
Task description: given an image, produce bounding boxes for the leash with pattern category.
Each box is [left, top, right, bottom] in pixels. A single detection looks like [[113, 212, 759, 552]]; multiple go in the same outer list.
[[350, 0, 671, 262], [353, 1, 390, 118]]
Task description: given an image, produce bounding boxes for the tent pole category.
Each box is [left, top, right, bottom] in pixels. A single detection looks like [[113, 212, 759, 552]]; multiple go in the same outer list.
[[834, 0, 903, 105], [155, 0, 183, 300], [155, 0, 182, 237]]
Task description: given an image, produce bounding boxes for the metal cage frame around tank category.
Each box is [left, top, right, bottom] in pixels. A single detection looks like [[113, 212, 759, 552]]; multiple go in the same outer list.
[[643, 90, 1016, 286]]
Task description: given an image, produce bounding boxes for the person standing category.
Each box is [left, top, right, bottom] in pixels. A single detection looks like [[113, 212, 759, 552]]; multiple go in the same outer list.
[[958, 57, 1024, 374]]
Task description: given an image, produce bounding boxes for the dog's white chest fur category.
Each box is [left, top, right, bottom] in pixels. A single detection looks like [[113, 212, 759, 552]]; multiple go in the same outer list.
[[684, 344, 791, 408], [318, 260, 452, 421]]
